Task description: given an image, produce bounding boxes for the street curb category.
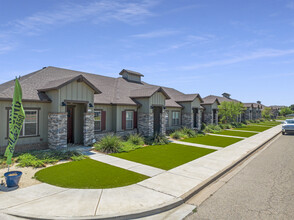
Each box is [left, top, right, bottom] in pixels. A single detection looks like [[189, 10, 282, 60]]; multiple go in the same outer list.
[[5, 128, 281, 220]]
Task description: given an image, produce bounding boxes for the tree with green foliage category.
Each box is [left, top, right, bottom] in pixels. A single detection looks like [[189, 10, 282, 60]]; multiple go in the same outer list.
[[262, 107, 273, 119], [290, 104, 294, 111], [218, 101, 245, 123], [280, 107, 293, 116]]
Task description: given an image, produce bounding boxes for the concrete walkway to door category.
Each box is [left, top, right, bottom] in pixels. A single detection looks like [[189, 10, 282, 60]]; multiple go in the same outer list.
[[0, 125, 282, 220]]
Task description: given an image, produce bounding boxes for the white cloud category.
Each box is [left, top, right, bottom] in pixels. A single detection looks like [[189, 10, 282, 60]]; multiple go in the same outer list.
[[181, 49, 294, 70], [131, 29, 179, 38], [0, 44, 15, 54], [5, 0, 157, 36]]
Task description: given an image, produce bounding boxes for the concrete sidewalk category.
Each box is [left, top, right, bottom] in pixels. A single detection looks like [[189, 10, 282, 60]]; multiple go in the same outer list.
[[0, 125, 282, 220]]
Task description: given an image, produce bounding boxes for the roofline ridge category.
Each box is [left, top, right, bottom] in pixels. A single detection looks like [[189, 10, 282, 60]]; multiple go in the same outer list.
[[0, 67, 47, 95]]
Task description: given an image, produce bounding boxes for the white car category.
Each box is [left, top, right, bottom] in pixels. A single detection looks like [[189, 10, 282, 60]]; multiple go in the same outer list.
[[282, 119, 294, 135]]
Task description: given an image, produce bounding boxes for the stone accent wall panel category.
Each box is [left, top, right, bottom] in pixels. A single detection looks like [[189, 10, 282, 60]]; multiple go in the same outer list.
[[84, 113, 94, 146], [48, 113, 67, 149]]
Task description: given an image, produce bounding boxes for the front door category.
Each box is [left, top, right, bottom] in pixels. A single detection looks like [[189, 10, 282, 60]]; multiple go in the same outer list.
[[153, 107, 161, 135], [67, 106, 74, 144]]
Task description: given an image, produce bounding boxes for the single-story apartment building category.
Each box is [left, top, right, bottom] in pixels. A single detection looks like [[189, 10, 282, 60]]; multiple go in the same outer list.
[[0, 67, 204, 152], [201, 96, 220, 125]]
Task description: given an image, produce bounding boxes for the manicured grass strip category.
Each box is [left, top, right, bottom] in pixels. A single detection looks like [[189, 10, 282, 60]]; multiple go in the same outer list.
[[35, 159, 148, 189], [234, 125, 271, 132], [111, 143, 215, 170], [218, 130, 257, 138], [182, 135, 242, 147]]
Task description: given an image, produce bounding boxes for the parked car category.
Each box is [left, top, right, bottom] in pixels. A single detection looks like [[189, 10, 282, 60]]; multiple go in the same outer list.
[[282, 119, 294, 135]]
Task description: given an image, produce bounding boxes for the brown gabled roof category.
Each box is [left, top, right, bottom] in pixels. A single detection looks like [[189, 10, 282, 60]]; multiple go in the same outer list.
[[38, 75, 101, 94], [204, 95, 241, 104], [202, 96, 220, 105], [244, 103, 261, 108], [130, 87, 170, 99], [0, 66, 200, 107]]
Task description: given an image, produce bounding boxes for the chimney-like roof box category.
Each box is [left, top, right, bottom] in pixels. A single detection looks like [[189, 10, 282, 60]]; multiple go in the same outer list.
[[257, 101, 261, 104], [119, 69, 144, 83], [222, 92, 231, 99]]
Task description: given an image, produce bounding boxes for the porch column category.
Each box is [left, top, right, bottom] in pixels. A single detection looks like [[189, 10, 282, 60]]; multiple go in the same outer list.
[[138, 112, 154, 137], [48, 113, 67, 149], [84, 113, 94, 146], [160, 108, 167, 135], [215, 110, 219, 125], [197, 108, 202, 130], [182, 112, 193, 128]]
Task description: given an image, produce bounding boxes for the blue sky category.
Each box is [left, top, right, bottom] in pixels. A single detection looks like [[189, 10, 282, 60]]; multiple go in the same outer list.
[[0, 0, 293, 106]]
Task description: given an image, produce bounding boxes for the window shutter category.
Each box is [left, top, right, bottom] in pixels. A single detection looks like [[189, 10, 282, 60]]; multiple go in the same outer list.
[[101, 111, 106, 131], [122, 111, 126, 130], [133, 111, 137, 129]]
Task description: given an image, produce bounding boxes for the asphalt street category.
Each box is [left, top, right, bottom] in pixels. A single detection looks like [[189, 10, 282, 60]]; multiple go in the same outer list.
[[186, 134, 294, 220]]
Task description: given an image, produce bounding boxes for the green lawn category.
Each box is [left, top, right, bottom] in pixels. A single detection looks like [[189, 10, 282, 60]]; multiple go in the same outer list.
[[218, 130, 257, 138], [182, 135, 243, 147], [233, 125, 270, 132], [35, 159, 148, 189], [111, 143, 215, 170]]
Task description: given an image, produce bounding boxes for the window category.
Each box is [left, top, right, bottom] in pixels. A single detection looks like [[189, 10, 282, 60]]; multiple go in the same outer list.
[[94, 110, 102, 131], [9, 109, 38, 137], [126, 111, 134, 129], [172, 111, 180, 125]]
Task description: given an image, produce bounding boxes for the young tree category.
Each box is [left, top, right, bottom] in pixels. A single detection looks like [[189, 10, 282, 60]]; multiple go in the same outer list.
[[290, 104, 294, 111], [218, 101, 244, 123], [280, 107, 293, 116], [262, 107, 273, 119]]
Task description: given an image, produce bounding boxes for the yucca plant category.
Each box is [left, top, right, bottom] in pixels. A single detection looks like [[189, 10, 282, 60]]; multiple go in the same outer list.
[[94, 135, 123, 153]]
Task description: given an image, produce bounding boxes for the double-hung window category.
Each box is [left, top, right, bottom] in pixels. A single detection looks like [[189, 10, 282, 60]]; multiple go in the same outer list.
[[94, 110, 102, 131], [172, 111, 180, 126], [126, 111, 134, 130], [9, 109, 38, 137]]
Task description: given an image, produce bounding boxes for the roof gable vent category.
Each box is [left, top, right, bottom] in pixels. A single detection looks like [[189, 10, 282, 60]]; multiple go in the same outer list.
[[119, 69, 144, 83], [222, 92, 231, 99]]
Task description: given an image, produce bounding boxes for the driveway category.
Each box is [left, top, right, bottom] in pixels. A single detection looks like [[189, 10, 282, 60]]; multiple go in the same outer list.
[[186, 134, 294, 220]]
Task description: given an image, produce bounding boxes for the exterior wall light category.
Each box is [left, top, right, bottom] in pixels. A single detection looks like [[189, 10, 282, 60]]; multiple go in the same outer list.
[[89, 103, 94, 108], [61, 102, 66, 106]]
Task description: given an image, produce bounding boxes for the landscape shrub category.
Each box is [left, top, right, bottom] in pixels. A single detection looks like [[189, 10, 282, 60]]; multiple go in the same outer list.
[[201, 123, 206, 130], [203, 124, 222, 133], [170, 131, 188, 140], [181, 127, 197, 138], [118, 142, 143, 153], [16, 150, 85, 168], [231, 122, 246, 128], [145, 134, 169, 145], [94, 135, 123, 153], [127, 134, 145, 146], [219, 123, 232, 129], [259, 118, 265, 122]]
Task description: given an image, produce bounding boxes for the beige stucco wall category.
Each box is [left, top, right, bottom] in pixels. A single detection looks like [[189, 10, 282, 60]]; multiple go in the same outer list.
[[0, 101, 50, 148]]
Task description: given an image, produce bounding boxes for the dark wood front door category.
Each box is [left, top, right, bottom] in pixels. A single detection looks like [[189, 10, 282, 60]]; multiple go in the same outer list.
[[153, 107, 161, 135], [67, 106, 74, 143]]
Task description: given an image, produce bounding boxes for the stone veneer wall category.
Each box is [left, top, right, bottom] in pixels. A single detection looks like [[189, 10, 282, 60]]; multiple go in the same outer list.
[[214, 110, 219, 125], [197, 109, 202, 130], [182, 113, 193, 128], [84, 113, 94, 146], [138, 112, 154, 136], [160, 110, 167, 135], [203, 111, 213, 125], [94, 129, 137, 142], [48, 113, 67, 149]]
